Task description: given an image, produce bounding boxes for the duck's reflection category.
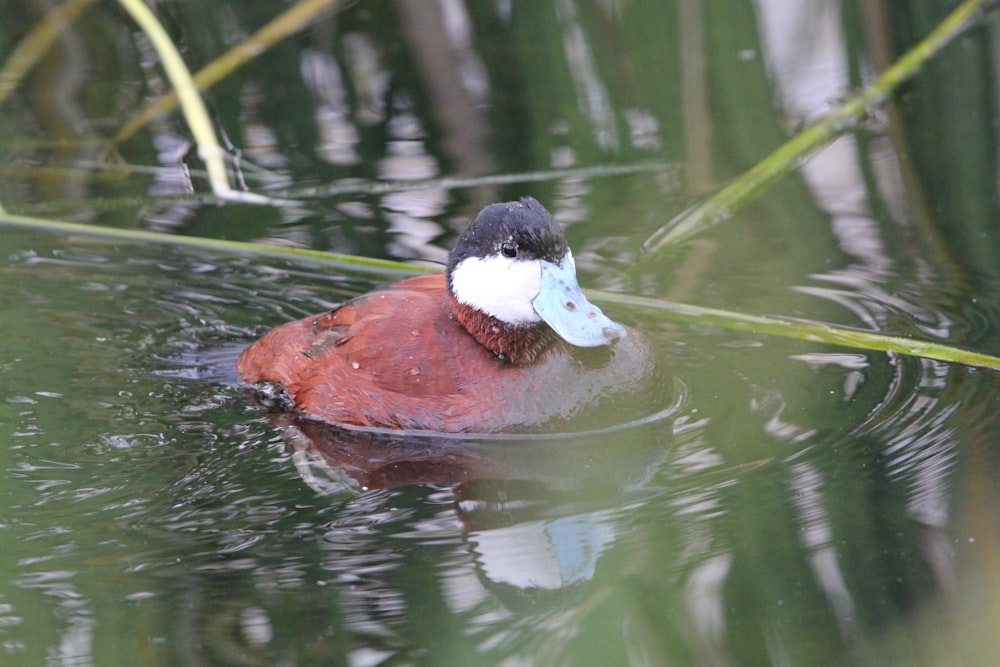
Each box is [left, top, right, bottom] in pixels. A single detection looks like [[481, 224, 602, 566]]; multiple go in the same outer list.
[[280, 412, 674, 599], [456, 478, 619, 594], [278, 399, 678, 492]]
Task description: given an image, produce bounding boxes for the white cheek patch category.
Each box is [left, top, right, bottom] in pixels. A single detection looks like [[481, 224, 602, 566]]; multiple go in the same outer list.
[[451, 255, 543, 324]]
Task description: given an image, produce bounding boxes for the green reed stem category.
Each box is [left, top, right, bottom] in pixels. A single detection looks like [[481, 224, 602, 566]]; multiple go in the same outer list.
[[113, 0, 344, 146], [117, 0, 273, 204], [642, 0, 998, 255], [0, 210, 424, 279], [594, 290, 1000, 371]]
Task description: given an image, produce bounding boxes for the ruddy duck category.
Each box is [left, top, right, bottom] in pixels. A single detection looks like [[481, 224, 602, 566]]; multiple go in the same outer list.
[[238, 197, 650, 433]]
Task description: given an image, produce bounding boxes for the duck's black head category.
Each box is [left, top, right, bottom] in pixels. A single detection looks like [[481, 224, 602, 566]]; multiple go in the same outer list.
[[446, 197, 625, 347]]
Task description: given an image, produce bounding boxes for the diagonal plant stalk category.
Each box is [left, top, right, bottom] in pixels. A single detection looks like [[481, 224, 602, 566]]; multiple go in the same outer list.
[[0, 210, 424, 278], [593, 290, 1000, 371], [642, 0, 998, 255], [113, 0, 344, 146], [116, 0, 274, 204]]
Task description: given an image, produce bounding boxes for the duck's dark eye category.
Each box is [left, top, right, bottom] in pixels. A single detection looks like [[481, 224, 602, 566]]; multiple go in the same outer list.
[[501, 242, 517, 258]]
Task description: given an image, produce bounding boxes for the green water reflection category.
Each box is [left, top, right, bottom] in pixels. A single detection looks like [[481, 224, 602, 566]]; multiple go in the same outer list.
[[3, 1, 1000, 665]]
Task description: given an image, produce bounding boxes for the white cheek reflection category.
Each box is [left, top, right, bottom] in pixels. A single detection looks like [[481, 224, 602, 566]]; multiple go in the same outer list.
[[451, 255, 543, 324]]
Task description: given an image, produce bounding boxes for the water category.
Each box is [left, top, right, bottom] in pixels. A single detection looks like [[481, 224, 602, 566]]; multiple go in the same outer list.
[[3, 1, 1000, 665], [4, 226, 999, 665]]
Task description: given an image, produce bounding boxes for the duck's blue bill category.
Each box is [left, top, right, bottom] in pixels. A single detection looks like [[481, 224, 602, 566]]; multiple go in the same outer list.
[[532, 260, 627, 347]]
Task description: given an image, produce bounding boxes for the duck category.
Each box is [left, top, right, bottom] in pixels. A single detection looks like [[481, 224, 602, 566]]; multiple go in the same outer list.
[[237, 197, 652, 433]]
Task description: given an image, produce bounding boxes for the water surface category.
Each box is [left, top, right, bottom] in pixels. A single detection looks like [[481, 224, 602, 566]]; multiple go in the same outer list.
[[2, 1, 1000, 665]]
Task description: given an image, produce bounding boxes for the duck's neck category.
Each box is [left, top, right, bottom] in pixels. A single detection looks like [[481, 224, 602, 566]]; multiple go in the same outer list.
[[449, 296, 556, 365]]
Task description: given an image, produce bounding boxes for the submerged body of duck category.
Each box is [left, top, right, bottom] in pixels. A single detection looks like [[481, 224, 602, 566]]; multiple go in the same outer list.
[[237, 197, 652, 433]]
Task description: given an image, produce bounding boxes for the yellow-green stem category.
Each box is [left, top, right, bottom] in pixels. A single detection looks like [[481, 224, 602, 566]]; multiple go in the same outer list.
[[116, 0, 272, 204], [114, 0, 343, 145], [643, 0, 997, 254]]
